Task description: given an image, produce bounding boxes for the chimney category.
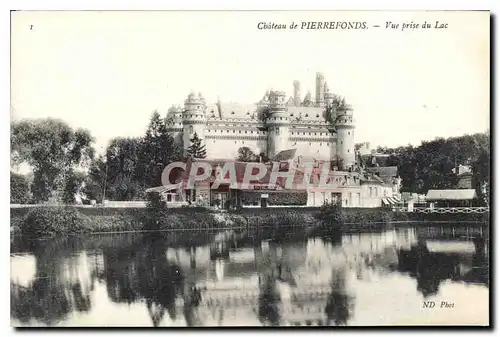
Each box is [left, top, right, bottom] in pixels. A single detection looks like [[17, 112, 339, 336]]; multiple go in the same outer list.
[[293, 80, 301, 107], [315, 72, 325, 106]]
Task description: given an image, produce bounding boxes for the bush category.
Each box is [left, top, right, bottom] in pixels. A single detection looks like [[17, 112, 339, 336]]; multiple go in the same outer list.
[[260, 210, 307, 228], [315, 204, 409, 232], [19, 207, 91, 237], [142, 192, 168, 230], [317, 201, 345, 232], [267, 192, 308, 206]]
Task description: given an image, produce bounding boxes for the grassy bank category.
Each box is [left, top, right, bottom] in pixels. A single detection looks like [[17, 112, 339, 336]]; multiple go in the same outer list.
[[10, 205, 489, 239]]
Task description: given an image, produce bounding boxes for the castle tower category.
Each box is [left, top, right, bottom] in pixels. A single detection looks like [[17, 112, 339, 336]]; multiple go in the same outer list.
[[315, 72, 325, 107], [182, 92, 207, 156], [266, 90, 290, 157], [335, 105, 355, 170], [324, 85, 335, 108], [293, 80, 301, 107], [166, 105, 184, 144]]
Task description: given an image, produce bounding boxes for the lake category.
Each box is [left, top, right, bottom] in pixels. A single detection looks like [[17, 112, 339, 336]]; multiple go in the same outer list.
[[10, 224, 489, 327]]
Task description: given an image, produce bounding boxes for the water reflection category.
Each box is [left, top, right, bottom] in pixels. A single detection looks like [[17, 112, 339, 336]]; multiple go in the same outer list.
[[397, 234, 489, 298], [11, 225, 489, 327], [11, 239, 96, 325]]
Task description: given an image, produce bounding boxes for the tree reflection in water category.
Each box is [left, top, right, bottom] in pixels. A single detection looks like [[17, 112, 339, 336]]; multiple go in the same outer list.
[[258, 274, 281, 326], [102, 235, 187, 326], [256, 242, 283, 326], [11, 238, 94, 325], [397, 235, 489, 298], [325, 267, 352, 326]]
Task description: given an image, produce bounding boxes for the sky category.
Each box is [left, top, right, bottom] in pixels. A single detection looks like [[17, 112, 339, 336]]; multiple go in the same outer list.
[[11, 10, 490, 153]]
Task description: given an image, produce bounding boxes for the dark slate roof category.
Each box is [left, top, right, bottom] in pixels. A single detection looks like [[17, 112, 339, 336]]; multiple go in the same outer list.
[[362, 153, 391, 167], [365, 166, 398, 178]]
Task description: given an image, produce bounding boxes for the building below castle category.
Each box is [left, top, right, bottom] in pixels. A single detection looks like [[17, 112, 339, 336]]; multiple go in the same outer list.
[[165, 72, 355, 171]]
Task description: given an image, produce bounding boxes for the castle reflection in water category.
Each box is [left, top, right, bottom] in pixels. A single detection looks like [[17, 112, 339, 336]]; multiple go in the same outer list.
[[10, 226, 489, 327]]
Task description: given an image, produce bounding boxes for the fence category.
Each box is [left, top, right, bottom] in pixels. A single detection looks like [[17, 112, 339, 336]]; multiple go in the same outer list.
[[394, 206, 489, 214]]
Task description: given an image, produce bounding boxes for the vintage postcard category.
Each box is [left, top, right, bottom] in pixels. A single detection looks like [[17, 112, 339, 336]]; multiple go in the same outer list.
[[10, 10, 490, 327]]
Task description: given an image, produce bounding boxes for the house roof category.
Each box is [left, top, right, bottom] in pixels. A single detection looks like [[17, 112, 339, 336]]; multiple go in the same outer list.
[[365, 166, 398, 178], [218, 103, 259, 119], [362, 153, 390, 167], [272, 149, 297, 161], [426, 189, 477, 201]]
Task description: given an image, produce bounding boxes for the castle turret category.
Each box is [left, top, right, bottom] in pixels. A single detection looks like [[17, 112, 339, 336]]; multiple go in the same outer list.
[[266, 90, 290, 157], [293, 80, 301, 107], [315, 72, 325, 107], [324, 87, 335, 108], [302, 91, 313, 107], [182, 92, 207, 155], [335, 104, 355, 170]]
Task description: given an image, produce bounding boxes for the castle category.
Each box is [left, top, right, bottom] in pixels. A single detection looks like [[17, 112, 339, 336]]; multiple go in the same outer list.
[[164, 72, 355, 170]]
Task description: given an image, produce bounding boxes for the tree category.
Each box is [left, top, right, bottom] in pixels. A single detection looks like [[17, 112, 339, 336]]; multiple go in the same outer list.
[[11, 118, 94, 202], [82, 155, 108, 202], [10, 172, 31, 204], [137, 111, 182, 188], [82, 137, 143, 202], [61, 169, 86, 204], [104, 137, 144, 201], [470, 132, 490, 205], [186, 133, 206, 159], [381, 132, 490, 196], [236, 147, 258, 162], [82, 112, 183, 202]]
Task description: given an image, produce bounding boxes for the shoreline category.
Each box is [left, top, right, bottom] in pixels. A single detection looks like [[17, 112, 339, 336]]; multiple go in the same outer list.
[[10, 205, 489, 239]]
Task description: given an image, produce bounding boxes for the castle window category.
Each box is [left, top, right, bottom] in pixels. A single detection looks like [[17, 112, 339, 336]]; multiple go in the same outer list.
[[348, 150, 350, 153], [232, 111, 235, 115], [280, 117, 283, 120], [233, 130, 235, 133], [305, 114, 309, 117], [309, 143, 311, 145], [348, 132, 351, 135], [235, 141, 237, 144], [239, 130, 241, 133], [245, 131, 247, 133], [316, 114, 320, 117], [341, 141, 343, 144]]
